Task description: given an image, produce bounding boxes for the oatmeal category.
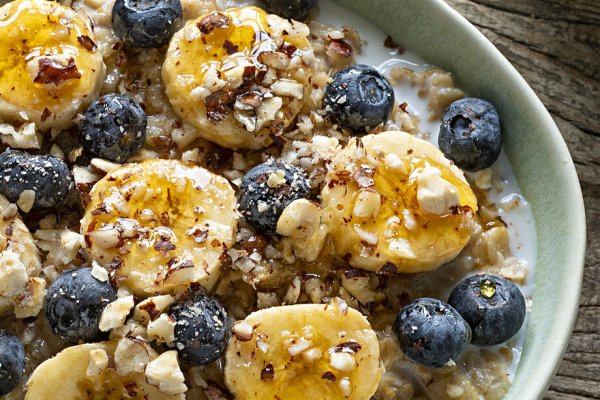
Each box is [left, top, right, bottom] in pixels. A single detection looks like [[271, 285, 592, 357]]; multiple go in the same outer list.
[[0, 0, 535, 399]]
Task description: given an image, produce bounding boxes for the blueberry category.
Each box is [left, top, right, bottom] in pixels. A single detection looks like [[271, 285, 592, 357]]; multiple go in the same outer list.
[[79, 94, 147, 163], [438, 97, 502, 172], [112, 0, 183, 48], [448, 274, 526, 346], [324, 64, 395, 134], [256, 0, 318, 20], [393, 298, 471, 368], [238, 160, 310, 235], [0, 150, 73, 210], [0, 330, 25, 396], [44, 268, 117, 344], [170, 294, 228, 365]]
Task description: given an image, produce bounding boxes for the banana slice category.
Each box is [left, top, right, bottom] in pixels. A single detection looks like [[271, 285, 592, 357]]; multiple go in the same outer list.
[[81, 159, 238, 297], [321, 131, 478, 273], [0, 0, 105, 131], [224, 300, 382, 400], [26, 341, 183, 400], [162, 6, 314, 149]]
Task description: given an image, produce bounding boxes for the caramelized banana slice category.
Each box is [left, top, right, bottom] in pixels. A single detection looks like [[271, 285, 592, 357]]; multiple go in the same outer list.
[[162, 6, 315, 149], [0, 0, 105, 131], [81, 159, 238, 297], [26, 341, 185, 400], [321, 131, 478, 273], [224, 300, 382, 400]]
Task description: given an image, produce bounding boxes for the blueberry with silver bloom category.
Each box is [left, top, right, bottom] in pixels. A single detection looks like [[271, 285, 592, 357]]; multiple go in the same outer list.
[[170, 293, 228, 365], [256, 0, 318, 20], [0, 330, 25, 396], [238, 160, 310, 235], [0, 150, 72, 210], [112, 0, 183, 48], [393, 298, 471, 368], [79, 94, 147, 163], [45, 268, 117, 344], [448, 274, 526, 346], [324, 64, 395, 134], [438, 97, 502, 172]]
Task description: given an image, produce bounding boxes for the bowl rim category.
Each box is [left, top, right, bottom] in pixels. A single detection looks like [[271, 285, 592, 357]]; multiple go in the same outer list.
[[333, 0, 587, 398], [420, 5, 587, 397]]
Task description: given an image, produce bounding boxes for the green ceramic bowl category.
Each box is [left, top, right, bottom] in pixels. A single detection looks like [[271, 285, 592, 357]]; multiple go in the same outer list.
[[333, 0, 587, 398]]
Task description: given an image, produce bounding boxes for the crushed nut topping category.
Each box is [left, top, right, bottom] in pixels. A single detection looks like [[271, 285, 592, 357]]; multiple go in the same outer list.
[[34, 57, 81, 86], [332, 341, 362, 354], [279, 43, 298, 58], [327, 39, 353, 57], [383, 35, 405, 54], [154, 236, 176, 254], [40, 107, 52, 122], [223, 39, 238, 55], [376, 262, 398, 277], [352, 165, 375, 188], [77, 35, 97, 51], [233, 320, 254, 342], [197, 12, 231, 34], [321, 371, 336, 382], [205, 90, 237, 123], [260, 363, 275, 381]]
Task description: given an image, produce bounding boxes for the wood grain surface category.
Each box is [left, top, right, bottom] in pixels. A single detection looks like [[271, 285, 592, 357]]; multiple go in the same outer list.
[[443, 1, 600, 399]]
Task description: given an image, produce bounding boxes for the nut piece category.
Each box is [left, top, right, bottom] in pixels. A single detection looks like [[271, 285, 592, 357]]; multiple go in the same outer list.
[[232, 320, 254, 342], [384, 153, 408, 176], [109, 319, 148, 341], [90, 158, 122, 175], [145, 350, 187, 396], [267, 170, 287, 188], [276, 199, 321, 239], [133, 295, 175, 325], [90, 261, 109, 282], [415, 165, 459, 215], [329, 351, 356, 372], [99, 296, 134, 332], [388, 238, 416, 259], [340, 272, 377, 306], [114, 337, 151, 375], [257, 51, 290, 69], [16, 190, 35, 213], [474, 168, 493, 190], [352, 189, 381, 219], [256, 292, 278, 310], [0, 250, 28, 298], [0, 122, 41, 150], [147, 313, 176, 343], [13, 277, 46, 318], [283, 275, 301, 305], [339, 377, 353, 398], [287, 337, 312, 356], [302, 347, 323, 363], [34, 229, 84, 267], [86, 349, 109, 377], [87, 227, 121, 250], [402, 209, 417, 230], [29, 56, 81, 87], [270, 79, 304, 99]]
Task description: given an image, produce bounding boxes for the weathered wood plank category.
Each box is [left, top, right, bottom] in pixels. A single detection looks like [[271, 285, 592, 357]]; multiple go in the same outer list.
[[464, 0, 600, 26], [444, 1, 600, 399], [446, 0, 600, 135]]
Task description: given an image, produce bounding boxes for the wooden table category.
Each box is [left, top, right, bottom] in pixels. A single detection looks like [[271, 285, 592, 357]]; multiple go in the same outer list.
[[444, 1, 600, 399]]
